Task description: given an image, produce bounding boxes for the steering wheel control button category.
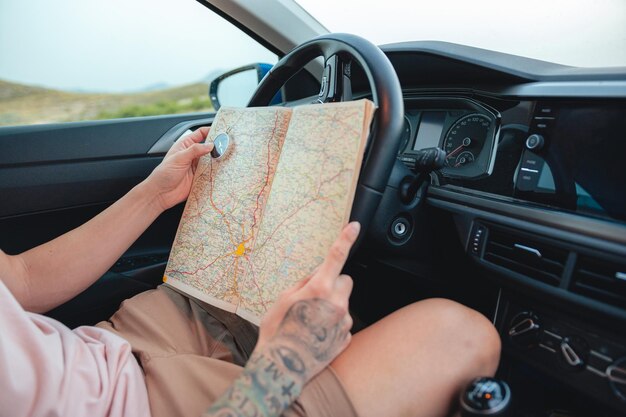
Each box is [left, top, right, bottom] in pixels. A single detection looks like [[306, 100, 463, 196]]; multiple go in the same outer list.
[[525, 134, 545, 151], [211, 133, 231, 159], [398, 155, 417, 169], [389, 217, 412, 242], [508, 312, 540, 348], [413, 147, 447, 173], [398, 147, 446, 203], [318, 75, 328, 98], [460, 377, 511, 417]]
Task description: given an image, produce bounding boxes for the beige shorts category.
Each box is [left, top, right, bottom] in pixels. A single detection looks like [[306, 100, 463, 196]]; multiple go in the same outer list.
[[97, 285, 358, 417]]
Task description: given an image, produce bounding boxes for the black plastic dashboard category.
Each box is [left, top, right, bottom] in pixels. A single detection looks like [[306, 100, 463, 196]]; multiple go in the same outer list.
[[371, 44, 626, 315], [355, 41, 626, 416]]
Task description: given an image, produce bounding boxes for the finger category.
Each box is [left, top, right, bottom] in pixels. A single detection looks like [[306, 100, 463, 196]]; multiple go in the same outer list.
[[175, 141, 213, 165], [169, 127, 211, 154], [342, 314, 353, 334], [337, 315, 353, 345], [285, 274, 313, 296], [333, 274, 353, 307], [312, 222, 360, 283], [186, 126, 210, 145]]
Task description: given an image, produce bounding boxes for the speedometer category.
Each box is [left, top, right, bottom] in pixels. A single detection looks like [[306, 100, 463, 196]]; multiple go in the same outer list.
[[441, 113, 497, 179]]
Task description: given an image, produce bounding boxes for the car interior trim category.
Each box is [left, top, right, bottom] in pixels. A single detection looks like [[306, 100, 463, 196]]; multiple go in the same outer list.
[[148, 117, 215, 154], [197, 0, 325, 78], [428, 185, 626, 250]]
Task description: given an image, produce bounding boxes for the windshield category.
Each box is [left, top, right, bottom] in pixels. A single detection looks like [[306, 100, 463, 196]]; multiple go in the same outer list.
[[295, 0, 626, 68]]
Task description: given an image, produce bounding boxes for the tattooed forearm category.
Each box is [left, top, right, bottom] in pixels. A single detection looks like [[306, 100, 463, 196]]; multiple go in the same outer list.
[[204, 298, 351, 417], [204, 349, 304, 417]]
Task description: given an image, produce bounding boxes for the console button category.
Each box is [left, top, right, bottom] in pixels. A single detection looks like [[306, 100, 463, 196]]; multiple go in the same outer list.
[[536, 106, 555, 116], [516, 150, 544, 191], [532, 117, 555, 132], [558, 336, 589, 371], [608, 357, 626, 402], [508, 312, 540, 348], [525, 134, 545, 151]]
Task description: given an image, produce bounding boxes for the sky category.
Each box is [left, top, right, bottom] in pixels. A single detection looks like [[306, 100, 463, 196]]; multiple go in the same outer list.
[[0, 0, 277, 92], [296, 0, 626, 68], [1, 0, 624, 93], [297, 0, 626, 67]]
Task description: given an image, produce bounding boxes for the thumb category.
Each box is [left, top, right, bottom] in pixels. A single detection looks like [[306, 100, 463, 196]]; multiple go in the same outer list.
[[176, 142, 213, 165]]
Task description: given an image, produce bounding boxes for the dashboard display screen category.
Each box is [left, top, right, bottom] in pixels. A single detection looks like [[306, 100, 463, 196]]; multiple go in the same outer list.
[[516, 104, 626, 222], [413, 112, 446, 150]]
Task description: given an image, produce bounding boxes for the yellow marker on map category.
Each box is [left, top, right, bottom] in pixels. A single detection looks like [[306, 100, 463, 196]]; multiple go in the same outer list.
[[234, 243, 246, 257], [163, 275, 168, 283]]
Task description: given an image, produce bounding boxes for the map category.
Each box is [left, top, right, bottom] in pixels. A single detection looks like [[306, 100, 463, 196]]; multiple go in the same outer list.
[[164, 100, 375, 324]]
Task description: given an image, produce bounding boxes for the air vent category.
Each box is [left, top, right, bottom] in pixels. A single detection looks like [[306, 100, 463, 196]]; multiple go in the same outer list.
[[572, 256, 626, 308], [483, 228, 568, 286]]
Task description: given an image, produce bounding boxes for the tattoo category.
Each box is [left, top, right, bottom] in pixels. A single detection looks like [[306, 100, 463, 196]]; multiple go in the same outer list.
[[205, 298, 350, 417], [204, 351, 303, 417], [279, 298, 348, 362], [275, 346, 305, 374]]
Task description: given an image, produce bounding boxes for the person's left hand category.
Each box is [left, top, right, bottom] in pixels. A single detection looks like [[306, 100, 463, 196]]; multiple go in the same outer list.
[[145, 127, 213, 211]]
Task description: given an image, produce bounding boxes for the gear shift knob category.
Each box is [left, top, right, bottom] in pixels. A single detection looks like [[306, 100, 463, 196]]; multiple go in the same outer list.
[[460, 377, 511, 417]]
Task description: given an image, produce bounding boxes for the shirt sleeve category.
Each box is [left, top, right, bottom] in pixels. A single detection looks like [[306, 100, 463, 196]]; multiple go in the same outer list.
[[0, 280, 151, 417]]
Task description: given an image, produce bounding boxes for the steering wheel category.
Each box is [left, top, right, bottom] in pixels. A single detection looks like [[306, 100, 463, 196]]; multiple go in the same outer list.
[[247, 33, 404, 243]]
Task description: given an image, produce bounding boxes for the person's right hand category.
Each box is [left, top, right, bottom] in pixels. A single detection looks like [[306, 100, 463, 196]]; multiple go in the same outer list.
[[254, 221, 359, 383], [143, 127, 213, 212]]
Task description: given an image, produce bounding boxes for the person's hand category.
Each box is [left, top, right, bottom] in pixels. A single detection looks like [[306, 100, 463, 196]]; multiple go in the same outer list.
[[255, 221, 359, 383], [144, 127, 213, 211]]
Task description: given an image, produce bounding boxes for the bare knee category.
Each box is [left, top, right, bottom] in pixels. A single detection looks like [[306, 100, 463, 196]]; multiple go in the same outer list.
[[399, 298, 501, 375], [333, 298, 501, 417]]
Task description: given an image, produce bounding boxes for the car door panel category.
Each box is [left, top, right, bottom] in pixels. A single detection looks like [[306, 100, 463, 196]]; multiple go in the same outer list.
[[0, 113, 214, 326]]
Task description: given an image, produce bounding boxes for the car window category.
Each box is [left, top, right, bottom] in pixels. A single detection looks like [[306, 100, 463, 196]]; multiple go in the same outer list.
[[0, 0, 278, 127]]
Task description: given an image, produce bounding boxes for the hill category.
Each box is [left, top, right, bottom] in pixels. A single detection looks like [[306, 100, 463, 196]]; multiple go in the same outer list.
[[0, 79, 213, 126]]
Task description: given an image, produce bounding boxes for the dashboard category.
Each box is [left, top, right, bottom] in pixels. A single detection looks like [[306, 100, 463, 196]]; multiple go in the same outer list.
[[401, 98, 626, 225], [349, 42, 626, 416]]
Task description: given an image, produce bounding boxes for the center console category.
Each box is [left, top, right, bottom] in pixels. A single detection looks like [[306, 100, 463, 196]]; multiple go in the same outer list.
[[497, 294, 626, 415], [403, 96, 626, 415]]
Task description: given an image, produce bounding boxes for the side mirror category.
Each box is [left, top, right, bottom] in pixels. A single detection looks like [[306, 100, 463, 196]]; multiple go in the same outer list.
[[209, 63, 281, 110]]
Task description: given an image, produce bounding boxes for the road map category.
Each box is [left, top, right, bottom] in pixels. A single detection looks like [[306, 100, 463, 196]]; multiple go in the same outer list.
[[164, 100, 375, 324]]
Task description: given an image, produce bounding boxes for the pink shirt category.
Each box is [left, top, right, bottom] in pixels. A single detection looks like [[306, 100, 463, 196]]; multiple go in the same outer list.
[[0, 280, 151, 417]]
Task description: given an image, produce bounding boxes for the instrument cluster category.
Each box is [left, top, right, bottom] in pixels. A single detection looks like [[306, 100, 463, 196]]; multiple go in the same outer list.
[[398, 98, 500, 179]]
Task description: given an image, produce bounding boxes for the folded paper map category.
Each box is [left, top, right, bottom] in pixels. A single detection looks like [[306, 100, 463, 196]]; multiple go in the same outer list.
[[163, 99, 375, 324]]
